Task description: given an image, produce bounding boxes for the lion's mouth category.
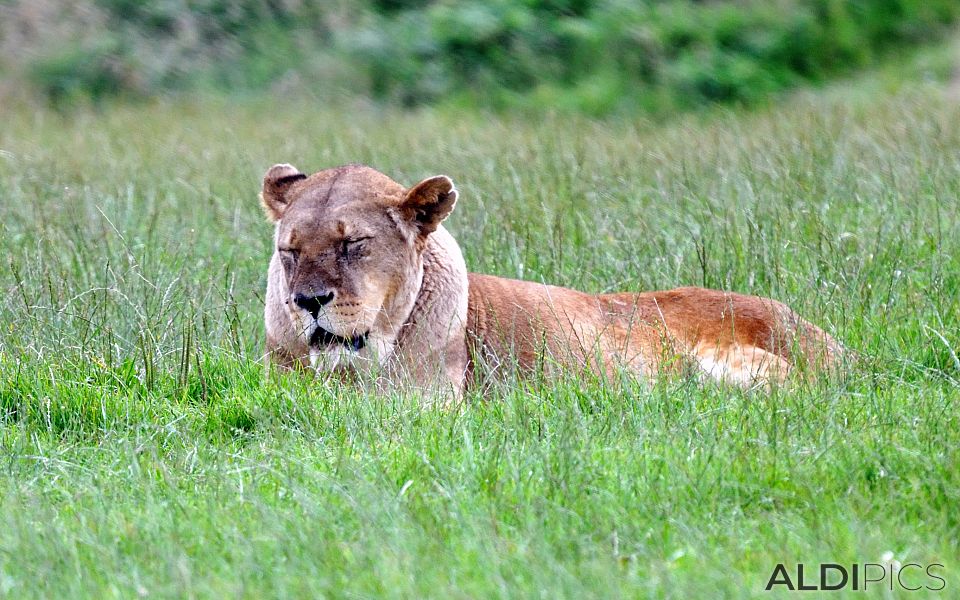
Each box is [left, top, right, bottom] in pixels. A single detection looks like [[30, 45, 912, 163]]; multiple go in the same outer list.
[[310, 325, 368, 352]]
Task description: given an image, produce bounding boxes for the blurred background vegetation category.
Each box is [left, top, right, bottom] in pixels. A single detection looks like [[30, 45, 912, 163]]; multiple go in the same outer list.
[[1, 0, 959, 115]]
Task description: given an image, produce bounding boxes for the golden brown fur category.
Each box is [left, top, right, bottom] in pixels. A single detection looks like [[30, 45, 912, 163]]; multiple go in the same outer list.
[[466, 276, 842, 386], [260, 163, 843, 395]]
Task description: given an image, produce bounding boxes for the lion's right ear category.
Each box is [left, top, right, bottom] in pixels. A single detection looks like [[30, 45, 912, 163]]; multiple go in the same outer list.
[[260, 163, 306, 222]]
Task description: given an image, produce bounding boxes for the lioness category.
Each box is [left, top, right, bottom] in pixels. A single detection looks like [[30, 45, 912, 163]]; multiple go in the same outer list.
[[261, 163, 843, 393]]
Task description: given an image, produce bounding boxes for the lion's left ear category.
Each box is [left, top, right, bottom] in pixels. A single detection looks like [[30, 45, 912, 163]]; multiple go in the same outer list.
[[398, 175, 458, 236]]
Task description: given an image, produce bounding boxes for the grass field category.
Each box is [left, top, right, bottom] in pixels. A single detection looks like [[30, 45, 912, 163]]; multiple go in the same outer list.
[[1, 82, 959, 597]]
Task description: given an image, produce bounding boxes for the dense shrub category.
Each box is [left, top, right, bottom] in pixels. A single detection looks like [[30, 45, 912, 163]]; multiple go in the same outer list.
[[3, 0, 958, 113], [345, 0, 960, 113]]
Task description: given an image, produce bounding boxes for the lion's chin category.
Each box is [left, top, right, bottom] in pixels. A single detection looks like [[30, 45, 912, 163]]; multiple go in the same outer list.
[[309, 344, 355, 372], [307, 332, 393, 373]]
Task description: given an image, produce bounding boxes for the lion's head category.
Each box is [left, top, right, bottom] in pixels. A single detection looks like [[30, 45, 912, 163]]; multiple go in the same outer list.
[[261, 163, 458, 371]]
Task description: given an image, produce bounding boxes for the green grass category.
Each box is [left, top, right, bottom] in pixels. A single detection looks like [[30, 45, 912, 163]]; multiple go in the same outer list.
[[0, 81, 958, 598]]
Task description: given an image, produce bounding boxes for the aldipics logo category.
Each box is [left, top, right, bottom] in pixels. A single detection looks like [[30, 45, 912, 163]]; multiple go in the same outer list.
[[765, 558, 945, 592]]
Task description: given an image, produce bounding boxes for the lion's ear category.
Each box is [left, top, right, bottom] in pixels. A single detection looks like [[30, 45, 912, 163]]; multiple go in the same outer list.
[[398, 175, 458, 236], [260, 163, 306, 222]]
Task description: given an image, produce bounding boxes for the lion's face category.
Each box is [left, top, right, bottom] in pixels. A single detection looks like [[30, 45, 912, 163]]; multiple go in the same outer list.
[[261, 163, 457, 370]]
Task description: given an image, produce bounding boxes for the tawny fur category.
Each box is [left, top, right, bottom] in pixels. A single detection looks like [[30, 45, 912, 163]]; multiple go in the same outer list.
[[261, 164, 843, 395]]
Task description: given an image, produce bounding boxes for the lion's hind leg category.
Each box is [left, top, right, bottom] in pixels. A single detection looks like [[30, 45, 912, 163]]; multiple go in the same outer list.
[[692, 342, 790, 388]]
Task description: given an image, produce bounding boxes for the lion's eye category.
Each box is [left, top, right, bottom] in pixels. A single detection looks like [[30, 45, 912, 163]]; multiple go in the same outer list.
[[341, 237, 371, 256], [278, 248, 299, 263]]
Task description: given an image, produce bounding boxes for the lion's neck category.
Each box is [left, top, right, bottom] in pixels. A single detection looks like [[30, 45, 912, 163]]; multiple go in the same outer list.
[[389, 225, 470, 388]]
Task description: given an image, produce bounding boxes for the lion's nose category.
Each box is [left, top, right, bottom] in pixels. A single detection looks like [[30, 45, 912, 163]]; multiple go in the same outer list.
[[293, 291, 334, 319]]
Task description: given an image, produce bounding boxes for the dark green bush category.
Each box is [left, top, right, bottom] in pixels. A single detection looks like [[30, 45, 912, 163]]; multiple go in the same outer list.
[[341, 0, 960, 114], [27, 37, 137, 105], [15, 0, 960, 113]]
